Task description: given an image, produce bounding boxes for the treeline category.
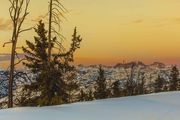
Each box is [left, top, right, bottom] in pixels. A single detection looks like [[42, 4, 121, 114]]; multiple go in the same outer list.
[[79, 65, 180, 102], [1, 62, 179, 108]]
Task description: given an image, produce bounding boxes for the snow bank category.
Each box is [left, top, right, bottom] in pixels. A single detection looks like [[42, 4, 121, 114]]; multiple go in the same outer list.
[[0, 92, 180, 120]]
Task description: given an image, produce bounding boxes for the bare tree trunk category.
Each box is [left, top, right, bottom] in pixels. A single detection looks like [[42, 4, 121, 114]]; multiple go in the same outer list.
[[48, 0, 53, 63], [47, 0, 68, 62], [8, 41, 17, 108], [6, 0, 30, 108]]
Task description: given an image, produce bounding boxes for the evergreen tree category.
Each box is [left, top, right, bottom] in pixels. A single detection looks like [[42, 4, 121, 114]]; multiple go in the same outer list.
[[154, 75, 165, 93], [136, 72, 146, 95], [94, 65, 108, 99], [112, 80, 121, 97], [65, 72, 79, 103], [87, 90, 94, 101], [22, 21, 82, 106], [125, 63, 136, 96], [169, 66, 179, 91], [79, 89, 86, 102]]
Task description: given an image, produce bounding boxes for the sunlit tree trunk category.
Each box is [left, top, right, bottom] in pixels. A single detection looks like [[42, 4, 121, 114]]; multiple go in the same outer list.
[[7, 0, 30, 108]]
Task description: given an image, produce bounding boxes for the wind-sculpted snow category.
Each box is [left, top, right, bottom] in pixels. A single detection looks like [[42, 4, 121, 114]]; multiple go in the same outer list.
[[0, 92, 180, 120]]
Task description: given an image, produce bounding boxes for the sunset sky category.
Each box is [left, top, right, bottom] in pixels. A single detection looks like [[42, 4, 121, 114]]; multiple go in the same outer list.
[[1, 0, 180, 67]]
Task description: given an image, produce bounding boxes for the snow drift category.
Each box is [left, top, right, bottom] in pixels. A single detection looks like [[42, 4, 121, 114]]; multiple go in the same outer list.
[[0, 92, 180, 120]]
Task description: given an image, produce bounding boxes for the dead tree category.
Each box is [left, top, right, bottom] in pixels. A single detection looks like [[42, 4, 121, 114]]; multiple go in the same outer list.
[[5, 0, 30, 108], [48, 0, 68, 63]]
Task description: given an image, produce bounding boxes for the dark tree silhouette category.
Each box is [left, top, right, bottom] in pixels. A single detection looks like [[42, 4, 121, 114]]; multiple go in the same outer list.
[[135, 71, 146, 95], [65, 72, 79, 103], [154, 75, 165, 93], [94, 65, 108, 99], [169, 66, 179, 91], [87, 90, 94, 101], [112, 80, 121, 97], [79, 89, 86, 102], [22, 21, 82, 106], [124, 63, 137, 96]]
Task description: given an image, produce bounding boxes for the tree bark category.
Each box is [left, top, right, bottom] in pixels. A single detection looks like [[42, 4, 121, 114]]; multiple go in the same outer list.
[[48, 0, 53, 63], [8, 41, 17, 108], [7, 0, 30, 108]]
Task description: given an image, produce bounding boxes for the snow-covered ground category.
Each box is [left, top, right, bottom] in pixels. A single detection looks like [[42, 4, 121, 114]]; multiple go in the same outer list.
[[0, 92, 180, 120]]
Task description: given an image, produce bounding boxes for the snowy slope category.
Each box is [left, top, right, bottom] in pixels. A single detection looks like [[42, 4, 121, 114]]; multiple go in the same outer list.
[[0, 92, 180, 120]]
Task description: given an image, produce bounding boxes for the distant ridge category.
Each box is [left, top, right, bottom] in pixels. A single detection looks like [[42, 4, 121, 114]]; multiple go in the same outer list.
[[77, 61, 166, 69], [114, 61, 146, 68], [114, 61, 165, 68], [150, 62, 166, 68]]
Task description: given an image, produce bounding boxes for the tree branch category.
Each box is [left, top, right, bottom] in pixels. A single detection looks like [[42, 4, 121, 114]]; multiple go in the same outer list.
[[3, 42, 12, 47]]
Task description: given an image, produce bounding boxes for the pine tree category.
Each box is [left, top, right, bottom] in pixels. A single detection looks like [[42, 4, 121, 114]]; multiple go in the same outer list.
[[65, 72, 79, 103], [154, 75, 165, 93], [112, 80, 121, 98], [79, 89, 86, 102], [22, 21, 82, 106], [125, 63, 136, 96], [136, 72, 146, 95], [94, 65, 108, 99], [87, 90, 94, 101], [169, 66, 179, 91]]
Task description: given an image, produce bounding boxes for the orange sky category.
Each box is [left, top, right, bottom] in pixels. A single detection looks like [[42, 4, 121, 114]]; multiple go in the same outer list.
[[1, 0, 180, 67]]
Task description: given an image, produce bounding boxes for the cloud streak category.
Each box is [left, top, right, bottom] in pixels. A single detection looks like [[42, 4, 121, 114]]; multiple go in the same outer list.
[[0, 18, 12, 31], [0, 54, 24, 62], [132, 19, 144, 24], [171, 17, 180, 24]]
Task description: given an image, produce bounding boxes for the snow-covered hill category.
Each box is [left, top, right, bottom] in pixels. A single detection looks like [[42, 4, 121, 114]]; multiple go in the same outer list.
[[0, 92, 180, 120]]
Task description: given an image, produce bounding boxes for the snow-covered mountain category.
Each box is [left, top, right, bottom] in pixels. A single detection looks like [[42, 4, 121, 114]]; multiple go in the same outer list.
[[0, 91, 180, 120]]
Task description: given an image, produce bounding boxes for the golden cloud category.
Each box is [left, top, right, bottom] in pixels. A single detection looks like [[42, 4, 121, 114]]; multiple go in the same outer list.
[[132, 19, 144, 24], [0, 18, 12, 31]]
